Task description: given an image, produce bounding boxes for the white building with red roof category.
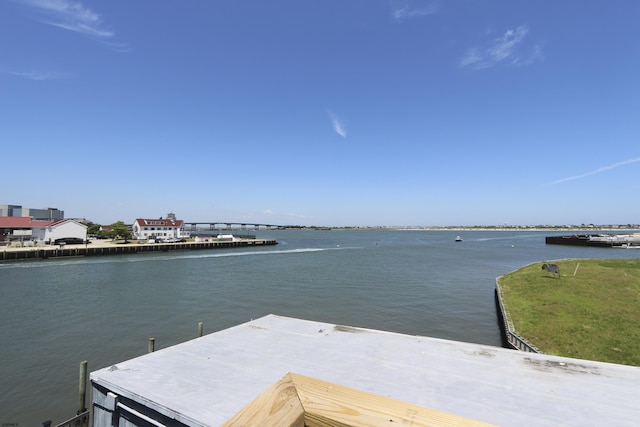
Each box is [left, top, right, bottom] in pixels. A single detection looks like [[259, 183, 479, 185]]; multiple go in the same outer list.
[[131, 212, 190, 241], [0, 217, 87, 245]]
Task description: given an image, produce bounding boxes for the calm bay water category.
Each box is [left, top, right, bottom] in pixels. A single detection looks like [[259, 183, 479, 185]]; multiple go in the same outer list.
[[1, 229, 638, 425]]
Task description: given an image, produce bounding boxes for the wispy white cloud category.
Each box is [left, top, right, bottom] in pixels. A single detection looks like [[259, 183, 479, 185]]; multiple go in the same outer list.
[[20, 0, 127, 49], [459, 48, 484, 69], [547, 157, 640, 185], [23, 0, 112, 37], [392, 1, 440, 22], [459, 25, 542, 70], [327, 110, 347, 138], [5, 70, 65, 81]]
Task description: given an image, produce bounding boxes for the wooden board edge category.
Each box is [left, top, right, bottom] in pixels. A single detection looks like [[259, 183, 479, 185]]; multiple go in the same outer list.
[[289, 372, 497, 427], [220, 373, 305, 427]]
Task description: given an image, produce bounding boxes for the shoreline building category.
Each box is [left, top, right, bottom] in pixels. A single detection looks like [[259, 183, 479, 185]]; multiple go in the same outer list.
[[0, 204, 64, 221], [1, 203, 84, 245], [132, 212, 190, 241], [0, 218, 87, 246]]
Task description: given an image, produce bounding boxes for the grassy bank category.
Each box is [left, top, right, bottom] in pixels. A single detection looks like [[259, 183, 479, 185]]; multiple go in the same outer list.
[[498, 258, 640, 366]]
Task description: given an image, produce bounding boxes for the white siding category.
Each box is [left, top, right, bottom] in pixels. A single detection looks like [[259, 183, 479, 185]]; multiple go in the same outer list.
[[46, 221, 87, 242]]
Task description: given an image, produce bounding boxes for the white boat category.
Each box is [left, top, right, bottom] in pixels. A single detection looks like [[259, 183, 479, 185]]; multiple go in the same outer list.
[[455, 236, 462, 242], [618, 243, 640, 249]]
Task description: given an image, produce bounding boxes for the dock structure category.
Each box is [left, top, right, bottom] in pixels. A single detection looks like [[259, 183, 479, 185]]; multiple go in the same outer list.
[[0, 239, 277, 261], [546, 233, 640, 247], [90, 314, 640, 427]]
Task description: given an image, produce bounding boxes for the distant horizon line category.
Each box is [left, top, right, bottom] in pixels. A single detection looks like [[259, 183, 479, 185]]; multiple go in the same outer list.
[[296, 224, 640, 230], [34, 215, 640, 230]]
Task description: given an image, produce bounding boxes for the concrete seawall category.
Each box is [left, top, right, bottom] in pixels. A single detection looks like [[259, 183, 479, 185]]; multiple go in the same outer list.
[[0, 239, 277, 261], [495, 274, 541, 353]]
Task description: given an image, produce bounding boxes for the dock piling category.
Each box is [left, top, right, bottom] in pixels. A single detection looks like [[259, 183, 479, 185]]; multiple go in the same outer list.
[[198, 322, 203, 337], [148, 338, 155, 353]]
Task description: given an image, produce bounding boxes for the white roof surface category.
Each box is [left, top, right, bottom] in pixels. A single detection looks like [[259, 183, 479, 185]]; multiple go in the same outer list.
[[90, 314, 640, 426]]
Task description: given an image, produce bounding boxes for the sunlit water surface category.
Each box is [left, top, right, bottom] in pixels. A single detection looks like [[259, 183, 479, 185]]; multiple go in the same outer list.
[[1, 229, 638, 425]]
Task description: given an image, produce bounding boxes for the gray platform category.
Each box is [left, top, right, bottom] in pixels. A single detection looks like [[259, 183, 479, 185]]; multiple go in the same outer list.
[[90, 314, 640, 426]]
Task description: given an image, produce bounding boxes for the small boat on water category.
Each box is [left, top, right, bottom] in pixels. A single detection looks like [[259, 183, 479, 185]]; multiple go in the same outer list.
[[455, 236, 462, 242], [618, 243, 640, 249]]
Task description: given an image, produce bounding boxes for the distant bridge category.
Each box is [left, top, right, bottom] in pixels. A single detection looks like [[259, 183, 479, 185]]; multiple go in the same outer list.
[[183, 222, 286, 233]]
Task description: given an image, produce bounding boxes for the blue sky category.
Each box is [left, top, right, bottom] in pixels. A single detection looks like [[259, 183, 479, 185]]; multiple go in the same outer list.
[[1, 1, 639, 227]]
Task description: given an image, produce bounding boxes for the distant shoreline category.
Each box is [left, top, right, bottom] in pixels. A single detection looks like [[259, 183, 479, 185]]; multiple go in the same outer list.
[[300, 226, 640, 232]]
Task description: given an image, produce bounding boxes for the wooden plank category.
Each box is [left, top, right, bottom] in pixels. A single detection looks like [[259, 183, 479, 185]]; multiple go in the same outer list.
[[220, 373, 305, 427], [224, 372, 496, 427], [290, 373, 497, 427]]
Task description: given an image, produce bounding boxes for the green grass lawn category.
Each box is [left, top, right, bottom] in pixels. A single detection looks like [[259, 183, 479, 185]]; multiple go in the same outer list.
[[498, 258, 640, 366]]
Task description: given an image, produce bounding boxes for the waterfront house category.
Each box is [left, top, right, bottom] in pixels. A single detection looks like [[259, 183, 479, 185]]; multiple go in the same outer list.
[[132, 212, 190, 241], [0, 217, 87, 245]]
